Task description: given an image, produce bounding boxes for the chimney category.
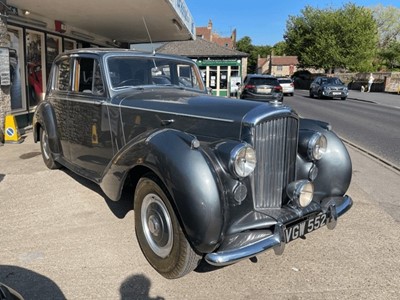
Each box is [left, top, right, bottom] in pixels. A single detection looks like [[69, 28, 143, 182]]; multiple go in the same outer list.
[[207, 19, 213, 30]]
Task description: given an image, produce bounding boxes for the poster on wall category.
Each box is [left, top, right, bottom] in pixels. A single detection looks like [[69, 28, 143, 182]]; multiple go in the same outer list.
[[26, 31, 45, 107], [6, 27, 24, 110]]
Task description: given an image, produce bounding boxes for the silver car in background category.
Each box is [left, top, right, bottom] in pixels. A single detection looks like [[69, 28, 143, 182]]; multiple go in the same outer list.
[[309, 76, 348, 100], [277, 77, 294, 96]]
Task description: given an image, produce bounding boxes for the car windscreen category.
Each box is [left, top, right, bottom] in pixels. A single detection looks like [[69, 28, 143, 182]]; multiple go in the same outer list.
[[323, 78, 343, 85], [249, 77, 278, 86], [107, 56, 205, 91]]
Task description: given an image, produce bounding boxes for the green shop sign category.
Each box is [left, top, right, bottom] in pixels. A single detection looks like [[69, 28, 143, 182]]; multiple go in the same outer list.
[[196, 59, 241, 67]]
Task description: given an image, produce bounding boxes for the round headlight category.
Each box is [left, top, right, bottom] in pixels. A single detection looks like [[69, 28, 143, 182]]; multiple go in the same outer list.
[[287, 180, 314, 208], [308, 132, 327, 161], [231, 144, 256, 178]]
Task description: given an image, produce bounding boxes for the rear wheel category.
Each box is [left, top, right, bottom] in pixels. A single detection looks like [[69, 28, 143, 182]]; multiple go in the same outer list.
[[40, 127, 61, 169], [134, 175, 201, 279], [341, 97, 347, 100]]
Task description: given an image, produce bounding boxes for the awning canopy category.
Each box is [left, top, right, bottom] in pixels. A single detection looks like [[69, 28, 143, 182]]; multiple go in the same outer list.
[[7, 0, 195, 43]]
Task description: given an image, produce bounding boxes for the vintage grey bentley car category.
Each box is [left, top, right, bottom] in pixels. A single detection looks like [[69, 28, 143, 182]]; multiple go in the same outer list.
[[33, 49, 353, 279]]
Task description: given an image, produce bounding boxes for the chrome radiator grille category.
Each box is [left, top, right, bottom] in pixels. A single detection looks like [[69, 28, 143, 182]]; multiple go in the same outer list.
[[251, 117, 298, 209]]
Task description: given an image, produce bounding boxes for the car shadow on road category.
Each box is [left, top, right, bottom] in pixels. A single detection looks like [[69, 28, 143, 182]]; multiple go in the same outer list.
[[120, 274, 165, 300], [0, 265, 65, 300], [62, 169, 133, 219]]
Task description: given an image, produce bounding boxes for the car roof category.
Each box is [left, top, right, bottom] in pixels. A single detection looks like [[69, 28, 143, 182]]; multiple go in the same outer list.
[[247, 74, 276, 78], [57, 47, 194, 63]]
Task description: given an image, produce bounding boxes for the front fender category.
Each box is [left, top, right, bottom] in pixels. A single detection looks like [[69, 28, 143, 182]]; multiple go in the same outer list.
[[101, 129, 224, 253], [298, 119, 352, 201]]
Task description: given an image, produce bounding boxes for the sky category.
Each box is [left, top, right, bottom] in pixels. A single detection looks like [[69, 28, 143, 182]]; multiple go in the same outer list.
[[185, 0, 400, 46]]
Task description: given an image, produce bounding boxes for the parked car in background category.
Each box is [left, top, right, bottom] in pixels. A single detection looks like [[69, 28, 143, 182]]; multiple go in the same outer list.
[[240, 74, 283, 102], [310, 76, 348, 100], [33, 49, 353, 279], [277, 77, 294, 96]]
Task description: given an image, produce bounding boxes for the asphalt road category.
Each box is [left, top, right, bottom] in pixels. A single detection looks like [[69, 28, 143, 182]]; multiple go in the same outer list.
[[284, 90, 400, 169], [0, 129, 399, 299]]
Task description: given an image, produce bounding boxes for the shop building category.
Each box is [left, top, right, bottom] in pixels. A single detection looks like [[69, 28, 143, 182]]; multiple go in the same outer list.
[[156, 38, 248, 97], [0, 0, 195, 130]]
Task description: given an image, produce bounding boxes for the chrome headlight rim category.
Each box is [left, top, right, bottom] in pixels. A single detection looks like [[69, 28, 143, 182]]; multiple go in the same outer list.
[[287, 180, 314, 208], [307, 132, 327, 161], [229, 143, 256, 178]]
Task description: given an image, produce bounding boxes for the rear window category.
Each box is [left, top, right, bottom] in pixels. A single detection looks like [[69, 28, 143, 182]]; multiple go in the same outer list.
[[278, 79, 292, 84], [249, 77, 278, 86]]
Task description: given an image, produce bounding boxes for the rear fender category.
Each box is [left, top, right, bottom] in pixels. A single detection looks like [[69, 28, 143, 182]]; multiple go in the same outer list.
[[33, 102, 61, 154], [100, 129, 224, 253]]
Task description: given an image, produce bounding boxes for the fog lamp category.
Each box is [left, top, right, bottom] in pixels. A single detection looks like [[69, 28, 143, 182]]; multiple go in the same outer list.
[[308, 132, 327, 161], [287, 180, 314, 208], [233, 183, 247, 204]]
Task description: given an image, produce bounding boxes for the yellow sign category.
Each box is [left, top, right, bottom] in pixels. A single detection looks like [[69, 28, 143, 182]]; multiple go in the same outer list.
[[4, 115, 23, 143]]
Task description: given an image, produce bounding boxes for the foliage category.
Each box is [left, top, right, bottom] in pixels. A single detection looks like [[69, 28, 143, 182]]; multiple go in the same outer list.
[[378, 41, 400, 70], [371, 5, 400, 48], [236, 36, 272, 73], [284, 3, 378, 72]]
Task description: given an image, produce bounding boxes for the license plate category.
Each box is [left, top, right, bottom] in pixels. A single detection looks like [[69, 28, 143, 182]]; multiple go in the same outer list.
[[332, 92, 341, 95], [285, 213, 327, 243], [257, 87, 272, 94]]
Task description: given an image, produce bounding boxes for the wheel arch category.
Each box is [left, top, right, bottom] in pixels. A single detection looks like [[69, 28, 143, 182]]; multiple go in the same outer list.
[[100, 129, 225, 253], [33, 102, 61, 154]]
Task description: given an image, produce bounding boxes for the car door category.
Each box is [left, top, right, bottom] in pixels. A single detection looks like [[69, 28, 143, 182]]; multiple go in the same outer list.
[[48, 56, 73, 161], [67, 55, 114, 180]]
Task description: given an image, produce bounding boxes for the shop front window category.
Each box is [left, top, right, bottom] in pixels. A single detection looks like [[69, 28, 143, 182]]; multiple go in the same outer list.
[[7, 26, 26, 111], [209, 67, 217, 89], [46, 35, 62, 82], [219, 66, 228, 89], [26, 30, 45, 108], [64, 39, 76, 51]]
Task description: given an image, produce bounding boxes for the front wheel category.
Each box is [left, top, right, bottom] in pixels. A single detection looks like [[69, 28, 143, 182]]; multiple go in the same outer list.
[[309, 90, 314, 98], [341, 97, 347, 100], [134, 176, 201, 279], [40, 127, 61, 169]]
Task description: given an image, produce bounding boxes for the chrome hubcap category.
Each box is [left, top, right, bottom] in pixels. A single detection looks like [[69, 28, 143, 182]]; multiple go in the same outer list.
[[141, 193, 173, 258], [41, 130, 50, 160]]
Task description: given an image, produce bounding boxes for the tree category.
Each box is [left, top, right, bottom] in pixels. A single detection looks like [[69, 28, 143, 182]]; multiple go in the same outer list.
[[272, 41, 288, 56], [236, 36, 272, 74], [372, 5, 400, 48], [284, 3, 378, 72], [378, 41, 400, 70]]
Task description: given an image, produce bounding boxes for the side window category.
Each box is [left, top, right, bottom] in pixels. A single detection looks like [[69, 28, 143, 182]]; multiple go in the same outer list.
[[55, 58, 70, 91], [73, 57, 104, 96], [93, 61, 105, 95]]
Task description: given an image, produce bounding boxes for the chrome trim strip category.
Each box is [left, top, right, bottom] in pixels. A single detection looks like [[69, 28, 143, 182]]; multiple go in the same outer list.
[[117, 104, 235, 123]]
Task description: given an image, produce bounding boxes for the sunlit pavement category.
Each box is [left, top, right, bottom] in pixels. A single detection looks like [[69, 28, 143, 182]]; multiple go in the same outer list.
[[0, 132, 399, 299]]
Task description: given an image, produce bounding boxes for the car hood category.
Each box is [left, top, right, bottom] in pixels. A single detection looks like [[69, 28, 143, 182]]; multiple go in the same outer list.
[[114, 88, 295, 140]]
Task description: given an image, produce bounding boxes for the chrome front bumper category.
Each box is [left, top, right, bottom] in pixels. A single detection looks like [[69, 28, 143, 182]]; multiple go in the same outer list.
[[205, 195, 353, 266]]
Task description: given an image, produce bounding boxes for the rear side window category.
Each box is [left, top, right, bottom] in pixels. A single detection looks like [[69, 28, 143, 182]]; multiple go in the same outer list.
[[55, 58, 70, 91], [249, 77, 278, 86]]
